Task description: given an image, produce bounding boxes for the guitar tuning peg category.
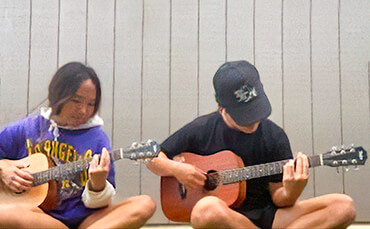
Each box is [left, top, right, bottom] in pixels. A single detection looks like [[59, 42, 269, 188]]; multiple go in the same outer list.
[[144, 158, 152, 164]]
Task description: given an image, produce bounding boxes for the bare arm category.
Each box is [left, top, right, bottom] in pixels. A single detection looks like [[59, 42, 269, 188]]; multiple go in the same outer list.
[[269, 152, 309, 207], [146, 152, 207, 190]]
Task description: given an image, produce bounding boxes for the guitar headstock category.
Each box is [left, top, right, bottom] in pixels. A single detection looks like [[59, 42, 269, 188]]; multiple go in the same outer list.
[[125, 139, 160, 162], [322, 145, 367, 168]]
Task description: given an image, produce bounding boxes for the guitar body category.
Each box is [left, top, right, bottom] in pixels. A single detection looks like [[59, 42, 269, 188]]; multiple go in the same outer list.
[[0, 153, 57, 210], [160, 150, 246, 222], [0, 140, 160, 211]]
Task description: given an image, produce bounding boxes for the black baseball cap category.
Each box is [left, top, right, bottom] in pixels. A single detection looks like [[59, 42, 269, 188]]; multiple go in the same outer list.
[[213, 60, 271, 126]]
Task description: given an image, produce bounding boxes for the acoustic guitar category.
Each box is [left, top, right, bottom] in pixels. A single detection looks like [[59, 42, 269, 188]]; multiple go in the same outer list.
[[161, 146, 367, 222], [0, 140, 159, 210]]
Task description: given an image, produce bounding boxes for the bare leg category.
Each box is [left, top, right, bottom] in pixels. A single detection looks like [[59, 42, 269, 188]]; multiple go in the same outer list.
[[273, 193, 356, 229], [0, 204, 67, 228], [79, 195, 156, 229], [190, 196, 258, 229]]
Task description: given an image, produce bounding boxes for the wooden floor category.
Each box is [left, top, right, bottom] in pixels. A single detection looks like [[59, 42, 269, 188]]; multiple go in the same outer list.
[[142, 224, 370, 229]]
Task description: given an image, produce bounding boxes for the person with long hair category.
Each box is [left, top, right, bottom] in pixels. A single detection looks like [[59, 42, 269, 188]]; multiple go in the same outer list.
[[0, 62, 156, 228]]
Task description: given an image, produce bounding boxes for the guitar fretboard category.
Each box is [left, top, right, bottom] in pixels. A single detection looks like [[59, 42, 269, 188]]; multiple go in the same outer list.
[[31, 144, 158, 187], [32, 149, 124, 186], [211, 154, 321, 185]]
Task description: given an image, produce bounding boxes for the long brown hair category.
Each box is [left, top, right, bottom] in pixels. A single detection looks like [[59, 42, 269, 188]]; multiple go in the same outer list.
[[48, 62, 101, 117]]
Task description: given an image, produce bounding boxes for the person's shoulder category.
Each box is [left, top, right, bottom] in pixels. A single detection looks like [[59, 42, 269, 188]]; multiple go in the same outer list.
[[260, 119, 287, 136], [2, 114, 44, 131], [83, 125, 108, 138], [261, 119, 283, 130], [191, 111, 219, 127], [260, 119, 290, 144], [166, 112, 219, 139]]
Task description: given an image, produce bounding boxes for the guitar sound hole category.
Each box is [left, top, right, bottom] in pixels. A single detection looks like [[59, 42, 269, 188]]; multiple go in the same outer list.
[[204, 170, 219, 191]]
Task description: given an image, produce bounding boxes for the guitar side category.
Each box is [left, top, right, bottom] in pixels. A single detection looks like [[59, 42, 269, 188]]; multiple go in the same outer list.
[[160, 151, 246, 222], [0, 153, 49, 207]]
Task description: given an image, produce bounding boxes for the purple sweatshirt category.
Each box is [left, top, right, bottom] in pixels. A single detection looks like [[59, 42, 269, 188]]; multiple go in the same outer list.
[[0, 112, 115, 228]]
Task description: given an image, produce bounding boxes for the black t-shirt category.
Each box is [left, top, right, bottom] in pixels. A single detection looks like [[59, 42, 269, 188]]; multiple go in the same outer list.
[[161, 111, 293, 209]]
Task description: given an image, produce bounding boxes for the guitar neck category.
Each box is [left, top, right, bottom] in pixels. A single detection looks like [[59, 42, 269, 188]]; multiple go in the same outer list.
[[32, 149, 128, 186], [218, 154, 321, 185]]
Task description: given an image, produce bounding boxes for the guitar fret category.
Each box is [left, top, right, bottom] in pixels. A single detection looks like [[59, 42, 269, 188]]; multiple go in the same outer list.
[[250, 166, 256, 178]]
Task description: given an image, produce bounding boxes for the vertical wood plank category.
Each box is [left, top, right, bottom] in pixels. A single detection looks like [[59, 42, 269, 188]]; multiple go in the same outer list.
[[59, 0, 87, 65], [199, 0, 226, 115], [167, 1, 198, 223], [86, 0, 115, 139], [0, 0, 30, 125], [255, 0, 283, 126], [311, 0, 343, 195], [340, 0, 370, 221], [170, 0, 198, 133], [283, 0, 314, 199], [28, 0, 58, 114], [227, 0, 253, 62], [141, 0, 170, 223], [113, 0, 143, 202]]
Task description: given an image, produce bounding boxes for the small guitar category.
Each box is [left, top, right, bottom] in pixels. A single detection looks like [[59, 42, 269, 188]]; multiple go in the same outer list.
[[161, 146, 367, 222], [0, 140, 159, 209]]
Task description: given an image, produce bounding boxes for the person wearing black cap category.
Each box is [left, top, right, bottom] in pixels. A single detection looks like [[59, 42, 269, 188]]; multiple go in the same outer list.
[[147, 60, 356, 229]]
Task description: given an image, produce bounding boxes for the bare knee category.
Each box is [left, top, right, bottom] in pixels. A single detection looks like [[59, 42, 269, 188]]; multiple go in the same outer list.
[[127, 195, 156, 222], [191, 196, 229, 228], [0, 204, 30, 227], [330, 194, 356, 225]]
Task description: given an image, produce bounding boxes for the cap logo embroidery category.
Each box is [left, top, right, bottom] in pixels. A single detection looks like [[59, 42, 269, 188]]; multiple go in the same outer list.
[[234, 85, 257, 103]]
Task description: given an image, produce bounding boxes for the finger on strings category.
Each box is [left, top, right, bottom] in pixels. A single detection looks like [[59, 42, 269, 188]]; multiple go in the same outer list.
[[90, 154, 100, 169], [8, 177, 28, 193], [16, 163, 30, 169], [14, 175, 33, 187], [195, 167, 207, 178], [295, 154, 303, 175], [15, 169, 33, 181], [99, 148, 110, 168], [302, 154, 309, 176], [284, 160, 294, 177]]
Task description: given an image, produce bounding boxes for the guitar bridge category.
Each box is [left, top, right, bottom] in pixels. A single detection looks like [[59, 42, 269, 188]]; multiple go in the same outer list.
[[178, 183, 187, 200]]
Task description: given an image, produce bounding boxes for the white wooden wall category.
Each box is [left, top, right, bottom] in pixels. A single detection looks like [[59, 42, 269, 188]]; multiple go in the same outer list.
[[0, 0, 369, 223]]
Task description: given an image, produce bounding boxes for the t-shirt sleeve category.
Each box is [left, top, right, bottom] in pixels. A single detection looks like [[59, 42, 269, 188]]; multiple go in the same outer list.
[[268, 124, 293, 183], [160, 121, 199, 159]]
